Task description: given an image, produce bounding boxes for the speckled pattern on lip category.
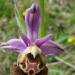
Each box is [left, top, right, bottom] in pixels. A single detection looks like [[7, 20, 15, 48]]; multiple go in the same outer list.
[[11, 64, 48, 75]]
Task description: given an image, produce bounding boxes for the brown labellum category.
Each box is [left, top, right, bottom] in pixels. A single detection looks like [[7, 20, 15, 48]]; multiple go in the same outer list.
[[10, 64, 48, 75], [10, 45, 48, 75], [17, 45, 47, 74]]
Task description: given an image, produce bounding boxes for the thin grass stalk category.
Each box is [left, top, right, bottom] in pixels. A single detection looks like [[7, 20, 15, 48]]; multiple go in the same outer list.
[[38, 0, 46, 38]]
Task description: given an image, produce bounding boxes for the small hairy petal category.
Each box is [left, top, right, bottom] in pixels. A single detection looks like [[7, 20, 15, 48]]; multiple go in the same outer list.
[[20, 32, 31, 46], [40, 40, 64, 55], [1, 39, 26, 53], [25, 3, 40, 42], [35, 34, 52, 47]]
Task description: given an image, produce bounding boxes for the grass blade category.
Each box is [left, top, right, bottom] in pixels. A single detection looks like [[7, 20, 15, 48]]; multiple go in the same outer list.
[[15, 4, 26, 34]]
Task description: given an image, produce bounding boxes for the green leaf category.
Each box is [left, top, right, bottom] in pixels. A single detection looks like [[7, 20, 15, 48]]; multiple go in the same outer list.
[[15, 4, 26, 34]]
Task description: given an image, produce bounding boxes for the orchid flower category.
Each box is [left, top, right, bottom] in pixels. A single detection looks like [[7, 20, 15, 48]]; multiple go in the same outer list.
[[0, 3, 64, 75]]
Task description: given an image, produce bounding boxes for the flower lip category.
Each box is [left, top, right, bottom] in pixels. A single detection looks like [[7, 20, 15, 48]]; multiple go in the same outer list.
[[17, 45, 47, 74]]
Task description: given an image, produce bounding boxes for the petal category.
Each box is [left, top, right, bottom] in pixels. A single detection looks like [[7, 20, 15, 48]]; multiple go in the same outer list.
[[40, 40, 64, 55], [35, 34, 52, 47], [1, 39, 26, 53], [20, 32, 31, 46], [25, 3, 40, 42]]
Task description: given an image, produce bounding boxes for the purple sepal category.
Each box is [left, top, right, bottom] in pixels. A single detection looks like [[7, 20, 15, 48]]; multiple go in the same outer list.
[[25, 3, 40, 42], [40, 40, 64, 55], [1, 39, 26, 53], [35, 34, 52, 47]]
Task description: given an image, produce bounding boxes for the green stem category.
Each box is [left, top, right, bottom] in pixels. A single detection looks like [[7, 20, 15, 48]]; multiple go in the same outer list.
[[38, 0, 46, 38]]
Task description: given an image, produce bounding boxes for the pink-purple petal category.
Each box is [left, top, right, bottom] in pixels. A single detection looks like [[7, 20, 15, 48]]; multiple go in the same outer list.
[[40, 40, 64, 55], [35, 34, 52, 47], [25, 3, 40, 42], [1, 39, 26, 53]]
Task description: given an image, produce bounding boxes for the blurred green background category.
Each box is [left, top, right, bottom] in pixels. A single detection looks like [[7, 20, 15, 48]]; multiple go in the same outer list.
[[0, 0, 75, 75]]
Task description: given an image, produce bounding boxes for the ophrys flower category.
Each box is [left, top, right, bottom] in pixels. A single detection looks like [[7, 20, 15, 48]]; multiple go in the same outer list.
[[0, 3, 64, 75]]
